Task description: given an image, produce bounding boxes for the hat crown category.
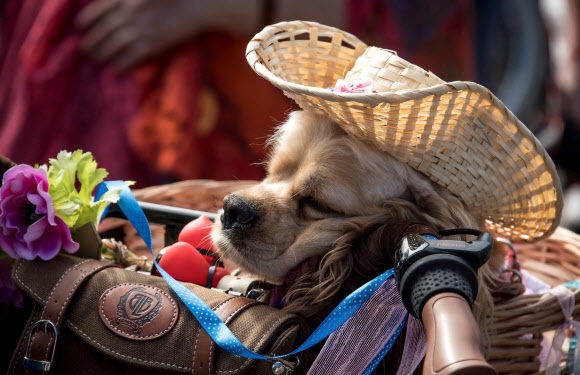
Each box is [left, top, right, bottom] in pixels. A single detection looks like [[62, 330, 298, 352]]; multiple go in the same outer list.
[[345, 47, 445, 92]]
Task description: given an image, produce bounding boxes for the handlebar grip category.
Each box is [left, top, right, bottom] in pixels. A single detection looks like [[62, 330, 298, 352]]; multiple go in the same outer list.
[[421, 292, 497, 375]]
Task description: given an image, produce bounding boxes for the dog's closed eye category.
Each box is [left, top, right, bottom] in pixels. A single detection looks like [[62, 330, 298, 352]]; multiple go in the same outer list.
[[298, 197, 337, 220]]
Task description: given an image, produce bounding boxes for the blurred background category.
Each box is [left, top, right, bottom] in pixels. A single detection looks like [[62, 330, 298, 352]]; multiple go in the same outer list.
[[1, 0, 579, 231]]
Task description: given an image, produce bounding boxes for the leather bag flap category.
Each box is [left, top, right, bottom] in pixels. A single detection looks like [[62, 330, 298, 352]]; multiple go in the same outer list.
[[12, 254, 306, 374]]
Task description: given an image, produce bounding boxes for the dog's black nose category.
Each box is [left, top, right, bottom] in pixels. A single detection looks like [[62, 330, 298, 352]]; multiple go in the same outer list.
[[221, 194, 259, 230]]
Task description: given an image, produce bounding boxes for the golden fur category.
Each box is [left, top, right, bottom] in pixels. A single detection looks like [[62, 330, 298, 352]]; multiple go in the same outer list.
[[212, 110, 511, 343]]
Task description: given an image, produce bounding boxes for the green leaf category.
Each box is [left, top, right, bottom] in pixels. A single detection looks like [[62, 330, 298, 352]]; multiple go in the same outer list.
[[44, 149, 124, 231], [75, 151, 109, 204]]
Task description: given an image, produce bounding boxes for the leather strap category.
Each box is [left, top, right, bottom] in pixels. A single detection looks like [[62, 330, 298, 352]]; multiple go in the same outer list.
[[192, 296, 261, 375], [24, 259, 117, 374]]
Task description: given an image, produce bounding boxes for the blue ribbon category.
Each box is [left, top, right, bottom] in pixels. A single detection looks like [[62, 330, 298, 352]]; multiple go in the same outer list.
[[96, 181, 405, 364]]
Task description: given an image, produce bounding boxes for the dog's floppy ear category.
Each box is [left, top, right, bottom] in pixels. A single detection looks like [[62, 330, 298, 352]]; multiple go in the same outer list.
[[405, 169, 481, 230]]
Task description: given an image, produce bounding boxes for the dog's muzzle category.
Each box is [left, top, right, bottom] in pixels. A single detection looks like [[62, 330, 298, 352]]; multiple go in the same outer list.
[[221, 194, 260, 230]]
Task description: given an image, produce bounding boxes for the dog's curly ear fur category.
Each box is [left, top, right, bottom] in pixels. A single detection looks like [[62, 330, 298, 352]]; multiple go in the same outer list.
[[405, 170, 482, 230], [283, 185, 482, 319], [284, 168, 490, 320]]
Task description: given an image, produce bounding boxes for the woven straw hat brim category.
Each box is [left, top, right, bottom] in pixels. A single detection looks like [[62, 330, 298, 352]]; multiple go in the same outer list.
[[246, 21, 563, 242]]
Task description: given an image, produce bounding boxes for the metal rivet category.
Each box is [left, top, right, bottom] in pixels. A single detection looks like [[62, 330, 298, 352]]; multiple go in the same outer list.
[[272, 361, 287, 375]]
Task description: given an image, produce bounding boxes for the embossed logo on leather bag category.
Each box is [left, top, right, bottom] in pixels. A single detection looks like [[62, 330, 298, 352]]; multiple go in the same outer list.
[[99, 283, 178, 340]]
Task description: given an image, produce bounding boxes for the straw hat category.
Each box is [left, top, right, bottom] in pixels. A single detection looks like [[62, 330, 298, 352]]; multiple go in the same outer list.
[[246, 20, 563, 242]]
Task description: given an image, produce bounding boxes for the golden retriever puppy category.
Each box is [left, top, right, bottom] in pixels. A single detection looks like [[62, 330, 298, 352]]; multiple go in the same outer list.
[[212, 110, 506, 326]]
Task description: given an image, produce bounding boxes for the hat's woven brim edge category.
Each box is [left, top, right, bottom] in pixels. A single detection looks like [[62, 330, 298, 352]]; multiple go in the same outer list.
[[246, 22, 564, 243]]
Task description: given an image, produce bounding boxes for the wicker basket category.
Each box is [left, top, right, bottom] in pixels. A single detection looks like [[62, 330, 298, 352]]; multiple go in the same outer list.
[[488, 226, 580, 374], [132, 179, 258, 212], [129, 180, 580, 374]]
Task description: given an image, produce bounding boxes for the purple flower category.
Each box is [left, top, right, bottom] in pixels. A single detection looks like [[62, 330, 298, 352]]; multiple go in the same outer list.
[[0, 165, 79, 260], [0, 258, 23, 308]]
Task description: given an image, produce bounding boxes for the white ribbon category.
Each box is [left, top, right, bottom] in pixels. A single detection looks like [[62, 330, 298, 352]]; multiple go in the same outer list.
[[546, 285, 580, 374]]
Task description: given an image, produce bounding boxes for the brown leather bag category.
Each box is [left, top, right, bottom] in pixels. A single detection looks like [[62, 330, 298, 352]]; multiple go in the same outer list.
[[8, 254, 310, 375]]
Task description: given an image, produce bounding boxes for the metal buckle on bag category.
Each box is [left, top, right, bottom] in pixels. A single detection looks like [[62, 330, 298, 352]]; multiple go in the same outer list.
[[272, 361, 292, 374], [272, 357, 299, 375], [23, 320, 58, 372]]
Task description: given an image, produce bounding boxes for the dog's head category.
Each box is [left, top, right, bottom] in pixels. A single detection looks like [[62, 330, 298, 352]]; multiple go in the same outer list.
[[212, 110, 504, 317]]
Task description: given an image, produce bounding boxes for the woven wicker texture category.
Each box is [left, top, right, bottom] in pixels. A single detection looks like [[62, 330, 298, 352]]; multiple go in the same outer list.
[[488, 226, 580, 373], [246, 20, 563, 242], [132, 179, 258, 212]]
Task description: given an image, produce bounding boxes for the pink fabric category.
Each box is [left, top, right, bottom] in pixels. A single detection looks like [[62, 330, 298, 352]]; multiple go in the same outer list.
[[306, 278, 426, 374], [333, 76, 375, 93], [395, 316, 427, 375], [545, 285, 580, 374]]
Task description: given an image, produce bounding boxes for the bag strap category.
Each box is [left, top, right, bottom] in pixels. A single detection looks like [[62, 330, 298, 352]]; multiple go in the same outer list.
[[22, 259, 117, 374], [193, 296, 261, 375]]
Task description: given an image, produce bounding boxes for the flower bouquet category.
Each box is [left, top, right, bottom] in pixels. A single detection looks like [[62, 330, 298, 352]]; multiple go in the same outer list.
[[0, 150, 146, 308]]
